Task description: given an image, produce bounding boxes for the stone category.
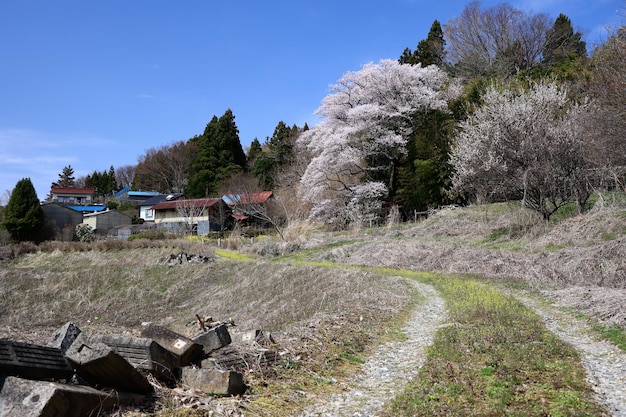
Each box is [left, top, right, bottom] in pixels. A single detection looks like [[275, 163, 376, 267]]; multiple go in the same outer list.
[[180, 367, 246, 396], [140, 323, 202, 367], [0, 376, 146, 417], [47, 322, 81, 353], [64, 334, 152, 394], [0, 340, 73, 381], [192, 324, 232, 355]]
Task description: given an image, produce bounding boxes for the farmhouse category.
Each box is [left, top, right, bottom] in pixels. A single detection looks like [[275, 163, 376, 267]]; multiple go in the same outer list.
[[222, 191, 274, 226], [152, 197, 228, 234], [49, 187, 95, 205], [139, 193, 184, 222]]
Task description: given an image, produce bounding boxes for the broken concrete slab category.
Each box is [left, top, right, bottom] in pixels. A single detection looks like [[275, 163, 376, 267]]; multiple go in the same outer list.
[[89, 334, 178, 381], [192, 324, 231, 355], [233, 329, 276, 346], [180, 367, 246, 396], [47, 322, 81, 353], [0, 376, 146, 417], [140, 323, 202, 367], [201, 346, 280, 373], [64, 334, 153, 394], [0, 340, 73, 381]]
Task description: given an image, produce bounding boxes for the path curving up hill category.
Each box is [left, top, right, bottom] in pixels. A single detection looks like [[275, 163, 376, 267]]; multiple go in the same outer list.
[[297, 280, 446, 417]]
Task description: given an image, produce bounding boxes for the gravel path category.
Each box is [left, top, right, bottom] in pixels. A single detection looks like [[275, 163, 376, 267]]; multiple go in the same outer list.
[[514, 292, 626, 417], [297, 280, 446, 417], [295, 278, 626, 417]]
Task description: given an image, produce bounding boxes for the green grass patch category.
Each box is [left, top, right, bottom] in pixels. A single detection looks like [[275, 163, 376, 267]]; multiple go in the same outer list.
[[383, 275, 607, 417], [593, 324, 626, 351]]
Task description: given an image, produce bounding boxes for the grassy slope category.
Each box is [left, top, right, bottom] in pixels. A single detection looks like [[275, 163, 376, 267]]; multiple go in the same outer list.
[[0, 241, 416, 415], [1, 198, 624, 415]]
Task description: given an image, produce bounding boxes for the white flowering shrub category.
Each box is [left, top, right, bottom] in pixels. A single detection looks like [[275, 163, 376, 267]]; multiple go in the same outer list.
[[450, 81, 591, 220]]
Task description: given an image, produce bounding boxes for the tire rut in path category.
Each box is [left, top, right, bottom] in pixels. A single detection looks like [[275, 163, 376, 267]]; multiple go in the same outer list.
[[514, 292, 626, 417], [297, 280, 446, 417]]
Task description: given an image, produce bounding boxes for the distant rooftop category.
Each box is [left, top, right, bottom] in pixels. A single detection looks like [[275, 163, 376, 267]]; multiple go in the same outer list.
[[67, 205, 107, 212]]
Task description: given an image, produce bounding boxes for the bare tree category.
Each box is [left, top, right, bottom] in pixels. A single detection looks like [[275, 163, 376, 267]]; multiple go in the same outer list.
[[587, 26, 626, 189], [175, 198, 214, 235], [115, 165, 136, 189], [220, 172, 286, 240], [134, 140, 197, 193], [272, 139, 313, 224], [445, 1, 550, 78]]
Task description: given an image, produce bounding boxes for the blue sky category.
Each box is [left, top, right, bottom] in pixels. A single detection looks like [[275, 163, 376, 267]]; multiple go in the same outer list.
[[0, 0, 622, 202]]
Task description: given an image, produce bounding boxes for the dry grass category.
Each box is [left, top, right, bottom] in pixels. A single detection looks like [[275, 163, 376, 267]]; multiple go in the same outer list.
[[276, 198, 626, 328], [0, 245, 411, 338], [0, 242, 414, 415]]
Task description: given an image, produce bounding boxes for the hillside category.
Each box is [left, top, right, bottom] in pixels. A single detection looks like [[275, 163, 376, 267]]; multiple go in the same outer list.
[[0, 198, 625, 415]]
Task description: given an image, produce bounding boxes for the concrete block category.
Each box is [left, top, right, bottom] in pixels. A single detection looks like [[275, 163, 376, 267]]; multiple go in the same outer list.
[[0, 340, 73, 381], [64, 334, 152, 394], [192, 324, 231, 355], [0, 376, 146, 417], [90, 334, 177, 381], [234, 329, 276, 346], [180, 367, 246, 396], [47, 322, 81, 353], [140, 323, 202, 366]]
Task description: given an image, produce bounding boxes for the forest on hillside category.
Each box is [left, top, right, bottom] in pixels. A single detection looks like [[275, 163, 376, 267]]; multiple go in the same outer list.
[[16, 1, 626, 230]]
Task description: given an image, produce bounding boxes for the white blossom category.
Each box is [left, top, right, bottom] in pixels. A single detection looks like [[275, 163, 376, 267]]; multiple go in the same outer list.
[[299, 59, 450, 225]]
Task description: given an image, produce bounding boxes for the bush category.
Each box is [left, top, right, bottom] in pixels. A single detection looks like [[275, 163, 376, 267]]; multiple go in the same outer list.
[[75, 224, 95, 243]]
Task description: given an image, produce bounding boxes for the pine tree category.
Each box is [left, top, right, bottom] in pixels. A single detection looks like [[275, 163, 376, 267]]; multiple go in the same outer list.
[[399, 20, 446, 67], [4, 178, 45, 242], [543, 14, 587, 66], [51, 165, 76, 188], [187, 109, 247, 197], [247, 138, 263, 163]]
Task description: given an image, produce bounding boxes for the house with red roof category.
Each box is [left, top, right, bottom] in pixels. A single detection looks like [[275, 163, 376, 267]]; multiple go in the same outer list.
[[222, 191, 274, 225], [49, 187, 96, 205]]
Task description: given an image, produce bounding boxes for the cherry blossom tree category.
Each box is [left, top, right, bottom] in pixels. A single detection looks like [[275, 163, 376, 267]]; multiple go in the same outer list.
[[450, 81, 593, 220], [298, 59, 452, 226]]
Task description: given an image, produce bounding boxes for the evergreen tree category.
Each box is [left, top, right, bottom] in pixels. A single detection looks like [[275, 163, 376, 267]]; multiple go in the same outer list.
[[247, 138, 263, 163], [537, 14, 588, 83], [88, 166, 118, 198], [399, 20, 446, 67], [251, 121, 301, 190], [268, 121, 295, 166], [252, 153, 276, 190], [543, 14, 587, 66], [51, 165, 76, 188], [187, 109, 247, 197], [4, 178, 45, 242], [395, 110, 454, 212]]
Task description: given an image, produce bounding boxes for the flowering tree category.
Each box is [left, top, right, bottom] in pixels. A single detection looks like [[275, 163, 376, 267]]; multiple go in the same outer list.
[[298, 59, 451, 226], [450, 81, 592, 220]]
